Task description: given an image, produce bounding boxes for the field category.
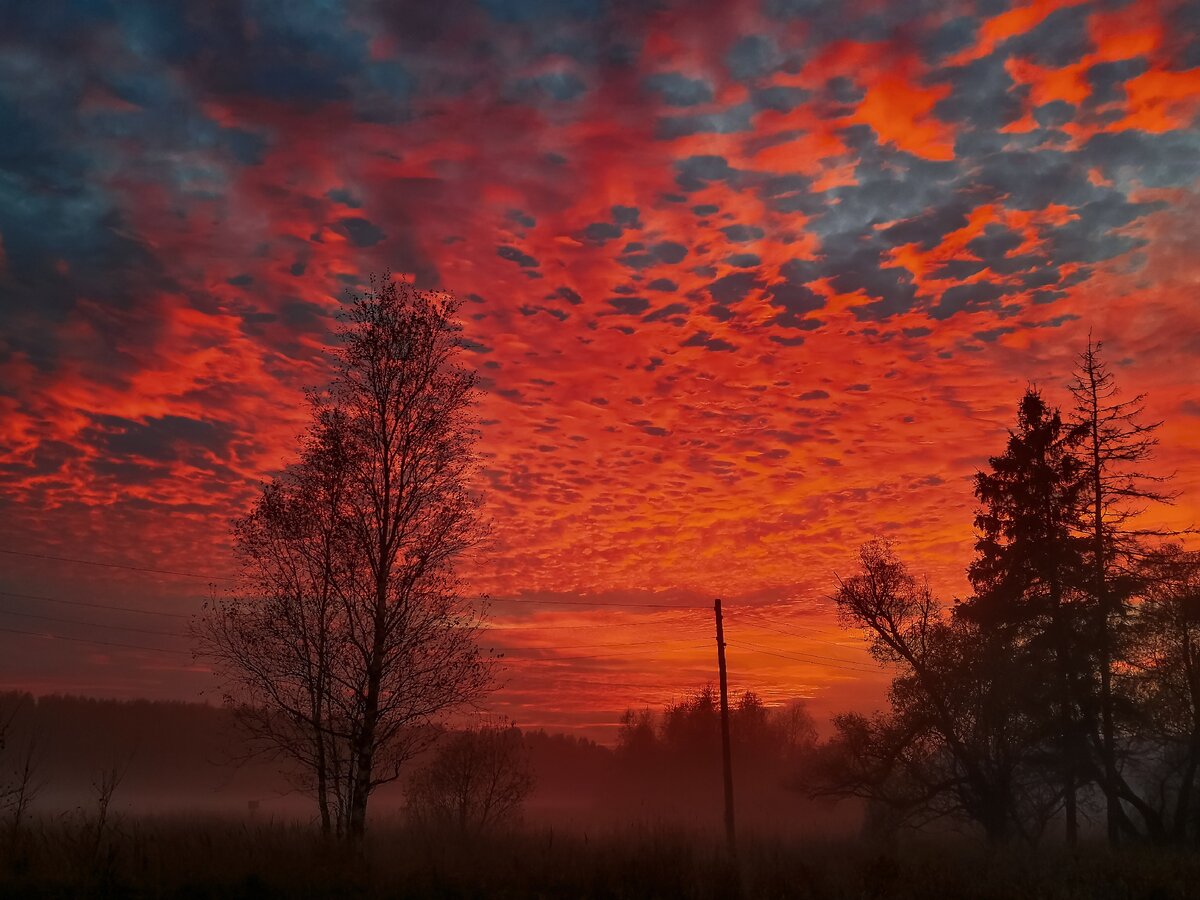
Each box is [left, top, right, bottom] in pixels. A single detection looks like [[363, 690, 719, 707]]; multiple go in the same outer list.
[[2, 818, 1198, 899]]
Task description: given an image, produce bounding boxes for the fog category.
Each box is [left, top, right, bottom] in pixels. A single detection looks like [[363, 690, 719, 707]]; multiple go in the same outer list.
[[0, 691, 859, 839]]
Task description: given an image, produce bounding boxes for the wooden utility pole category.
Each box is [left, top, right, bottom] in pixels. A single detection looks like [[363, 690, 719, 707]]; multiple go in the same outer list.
[[714, 598, 736, 857]]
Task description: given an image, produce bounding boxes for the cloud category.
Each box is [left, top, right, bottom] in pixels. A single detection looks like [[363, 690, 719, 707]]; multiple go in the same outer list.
[[497, 245, 540, 268], [643, 72, 714, 106]]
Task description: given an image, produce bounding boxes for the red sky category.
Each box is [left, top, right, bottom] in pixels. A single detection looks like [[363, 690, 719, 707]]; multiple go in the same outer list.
[[1, 0, 1198, 738]]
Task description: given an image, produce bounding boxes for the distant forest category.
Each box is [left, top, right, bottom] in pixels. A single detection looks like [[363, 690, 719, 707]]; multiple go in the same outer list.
[[0, 690, 836, 835]]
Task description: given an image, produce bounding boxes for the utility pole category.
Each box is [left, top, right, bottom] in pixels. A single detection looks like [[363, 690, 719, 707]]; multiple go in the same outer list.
[[714, 598, 736, 858]]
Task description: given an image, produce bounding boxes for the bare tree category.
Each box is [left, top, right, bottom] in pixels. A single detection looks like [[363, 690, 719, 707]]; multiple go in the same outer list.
[[405, 722, 535, 834], [827, 540, 1047, 843], [1, 699, 42, 841], [196, 276, 495, 840], [197, 408, 356, 836], [1125, 545, 1200, 843], [1068, 337, 1174, 844]]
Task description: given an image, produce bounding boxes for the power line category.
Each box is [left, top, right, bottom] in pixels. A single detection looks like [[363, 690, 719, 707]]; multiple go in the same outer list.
[[726, 640, 876, 675], [0, 589, 193, 620], [498, 641, 711, 662], [729, 611, 870, 654], [491, 597, 705, 610], [0, 588, 697, 636], [485, 616, 697, 631], [0, 624, 193, 656], [495, 637, 705, 652], [0, 548, 234, 582], [730, 629, 873, 667], [0, 606, 188, 639]]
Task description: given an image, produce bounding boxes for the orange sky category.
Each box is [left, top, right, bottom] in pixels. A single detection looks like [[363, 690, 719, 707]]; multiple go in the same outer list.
[[1, 0, 1198, 738]]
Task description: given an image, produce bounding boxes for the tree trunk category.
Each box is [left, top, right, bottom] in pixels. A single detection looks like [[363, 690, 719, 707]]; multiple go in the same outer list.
[[348, 655, 382, 839], [1060, 624, 1080, 849], [1051, 595, 1078, 846], [315, 723, 332, 838], [348, 556, 392, 839], [1085, 365, 1121, 845]]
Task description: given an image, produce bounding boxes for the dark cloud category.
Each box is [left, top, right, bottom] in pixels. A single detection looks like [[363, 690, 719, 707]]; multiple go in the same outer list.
[[511, 71, 588, 103], [612, 205, 641, 228], [751, 85, 811, 112], [507, 208, 537, 228], [477, 0, 604, 25], [652, 241, 688, 264], [675, 155, 741, 191], [657, 104, 753, 139], [999, 4, 1091, 68], [335, 217, 386, 248], [921, 16, 977, 63], [706, 272, 764, 306], [1033, 101, 1075, 128], [554, 286, 583, 305], [643, 72, 714, 106], [607, 296, 651, 315], [682, 331, 737, 352], [642, 302, 690, 322], [584, 222, 623, 243], [84, 414, 235, 464], [934, 53, 1027, 140], [721, 224, 764, 243], [768, 280, 825, 328], [932, 281, 1017, 320], [725, 35, 780, 81], [497, 245, 540, 268]]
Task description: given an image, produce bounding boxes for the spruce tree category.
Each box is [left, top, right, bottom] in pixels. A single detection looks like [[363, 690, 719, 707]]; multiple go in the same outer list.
[[964, 388, 1089, 844]]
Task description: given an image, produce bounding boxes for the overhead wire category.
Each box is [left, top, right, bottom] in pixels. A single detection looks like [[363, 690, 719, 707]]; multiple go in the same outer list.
[[0, 589, 194, 620], [0, 607, 188, 639], [0, 548, 234, 582], [0, 624, 194, 657], [726, 639, 877, 674]]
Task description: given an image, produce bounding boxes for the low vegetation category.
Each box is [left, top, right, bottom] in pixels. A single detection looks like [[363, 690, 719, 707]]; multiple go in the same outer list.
[[4, 817, 1200, 899]]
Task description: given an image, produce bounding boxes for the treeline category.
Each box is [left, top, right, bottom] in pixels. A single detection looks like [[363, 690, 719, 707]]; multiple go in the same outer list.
[[0, 694, 289, 814], [614, 688, 823, 829], [0, 691, 838, 835], [803, 341, 1199, 847]]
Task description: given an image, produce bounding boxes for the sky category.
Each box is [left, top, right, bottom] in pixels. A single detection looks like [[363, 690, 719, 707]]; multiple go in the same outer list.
[[1, 0, 1198, 738]]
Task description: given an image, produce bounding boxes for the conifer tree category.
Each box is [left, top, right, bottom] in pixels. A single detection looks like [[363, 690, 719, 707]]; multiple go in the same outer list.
[[965, 388, 1089, 844]]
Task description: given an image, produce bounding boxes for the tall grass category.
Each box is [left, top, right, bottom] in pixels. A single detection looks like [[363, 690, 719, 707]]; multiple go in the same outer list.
[[2, 815, 1198, 898]]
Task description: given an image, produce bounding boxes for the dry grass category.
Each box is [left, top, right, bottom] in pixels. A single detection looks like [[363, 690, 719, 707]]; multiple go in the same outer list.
[[1, 815, 1198, 899]]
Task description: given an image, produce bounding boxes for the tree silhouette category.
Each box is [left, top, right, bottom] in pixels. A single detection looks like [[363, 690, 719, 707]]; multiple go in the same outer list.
[[963, 388, 1089, 844], [1069, 337, 1174, 844], [405, 722, 535, 835], [196, 408, 354, 834], [1127, 545, 1200, 842], [826, 540, 1044, 843], [196, 277, 494, 840]]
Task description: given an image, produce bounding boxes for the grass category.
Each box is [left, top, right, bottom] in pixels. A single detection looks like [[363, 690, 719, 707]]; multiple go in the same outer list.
[[1, 816, 1198, 899]]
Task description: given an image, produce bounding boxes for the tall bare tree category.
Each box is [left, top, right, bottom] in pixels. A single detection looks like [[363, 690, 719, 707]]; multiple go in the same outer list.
[[1069, 337, 1173, 844], [197, 407, 354, 835], [196, 277, 494, 840]]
